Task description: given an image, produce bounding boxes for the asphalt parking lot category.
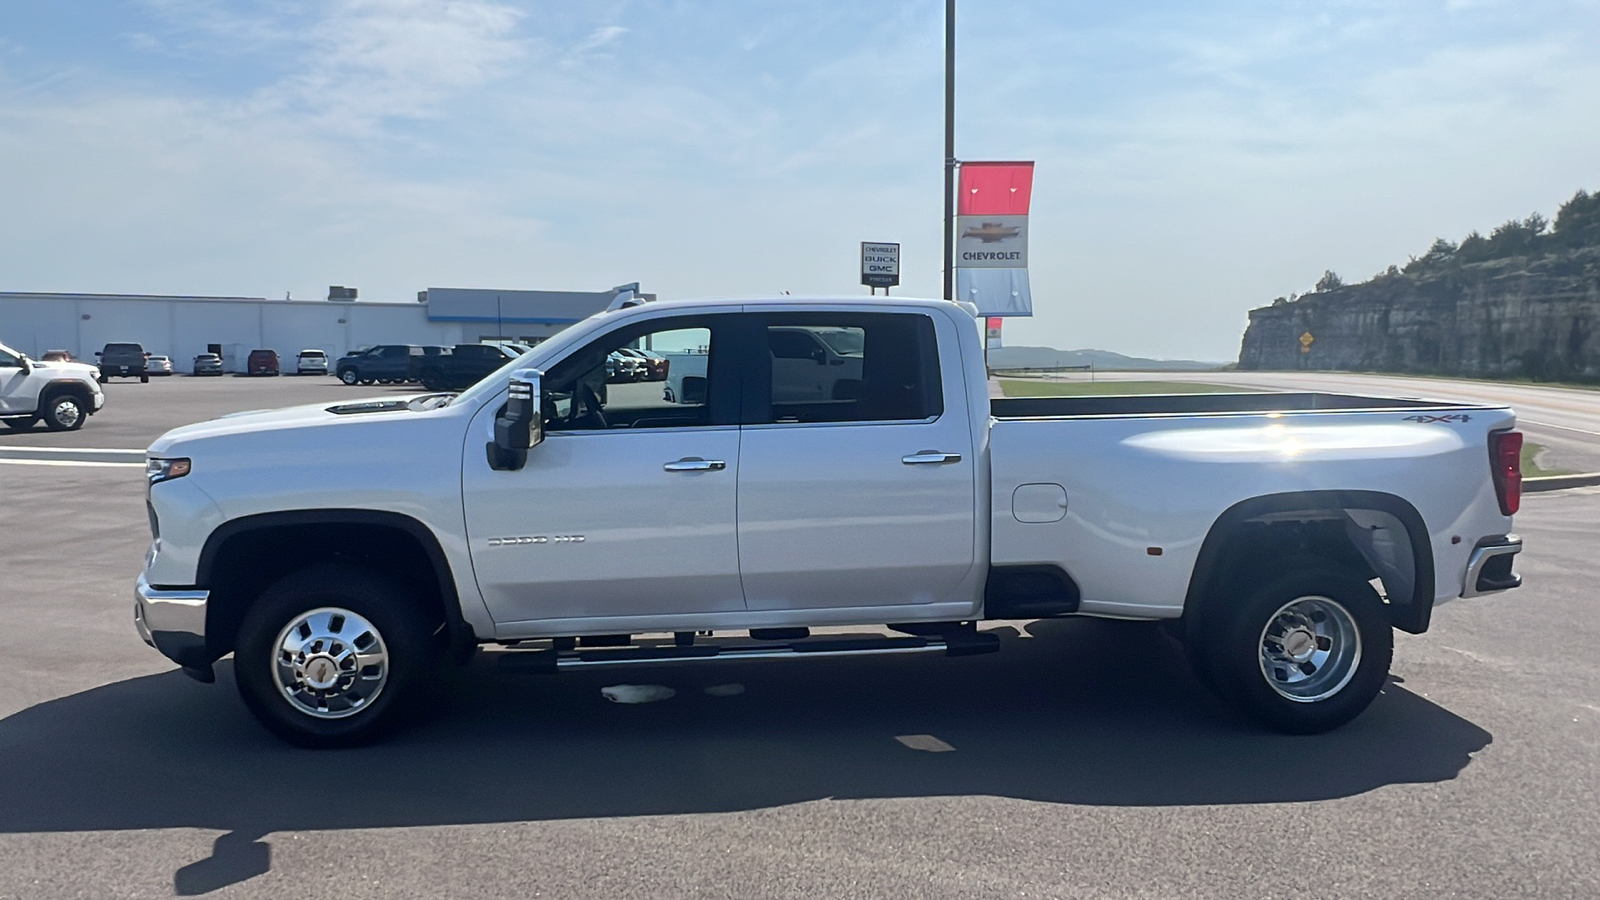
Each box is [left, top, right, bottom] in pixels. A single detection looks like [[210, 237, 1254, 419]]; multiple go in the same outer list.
[[1, 378, 1597, 898]]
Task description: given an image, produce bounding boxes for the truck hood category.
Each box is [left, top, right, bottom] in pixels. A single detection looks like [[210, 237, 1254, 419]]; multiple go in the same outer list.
[[33, 361, 99, 376], [147, 393, 456, 454]]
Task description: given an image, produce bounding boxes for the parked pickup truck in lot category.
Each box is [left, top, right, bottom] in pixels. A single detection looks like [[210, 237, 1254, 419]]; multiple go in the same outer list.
[[0, 340, 106, 431], [415, 343, 518, 392], [135, 296, 1524, 747]]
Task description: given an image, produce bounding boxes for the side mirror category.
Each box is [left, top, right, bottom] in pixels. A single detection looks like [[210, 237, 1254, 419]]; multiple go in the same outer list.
[[813, 348, 828, 366], [488, 369, 544, 471]]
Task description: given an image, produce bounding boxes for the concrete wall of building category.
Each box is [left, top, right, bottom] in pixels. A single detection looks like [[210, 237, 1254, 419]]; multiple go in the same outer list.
[[0, 294, 472, 373]]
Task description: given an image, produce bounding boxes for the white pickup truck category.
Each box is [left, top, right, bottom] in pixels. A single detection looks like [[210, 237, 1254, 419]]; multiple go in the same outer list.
[[0, 341, 106, 432], [135, 296, 1524, 747]]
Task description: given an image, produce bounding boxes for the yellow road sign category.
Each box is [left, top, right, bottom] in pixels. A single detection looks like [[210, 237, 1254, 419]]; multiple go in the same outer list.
[[1299, 332, 1314, 353]]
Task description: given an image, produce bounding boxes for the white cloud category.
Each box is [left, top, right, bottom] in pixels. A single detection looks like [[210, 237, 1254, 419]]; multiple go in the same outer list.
[[250, 0, 527, 128]]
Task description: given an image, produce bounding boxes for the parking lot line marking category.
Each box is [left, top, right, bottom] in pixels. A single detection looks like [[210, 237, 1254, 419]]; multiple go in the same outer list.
[[0, 447, 145, 464], [0, 458, 144, 468]]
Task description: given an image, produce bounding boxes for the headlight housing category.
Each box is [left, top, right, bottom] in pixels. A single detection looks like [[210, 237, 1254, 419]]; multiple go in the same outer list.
[[146, 456, 191, 486]]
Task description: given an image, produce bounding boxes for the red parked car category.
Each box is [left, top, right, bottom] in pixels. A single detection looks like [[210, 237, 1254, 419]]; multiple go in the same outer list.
[[246, 349, 280, 376]]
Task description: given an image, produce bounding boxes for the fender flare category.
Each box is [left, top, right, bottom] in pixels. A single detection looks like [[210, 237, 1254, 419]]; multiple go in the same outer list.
[[1182, 490, 1436, 637]]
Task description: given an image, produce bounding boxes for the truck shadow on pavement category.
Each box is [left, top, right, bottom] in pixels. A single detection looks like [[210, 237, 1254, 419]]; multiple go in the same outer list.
[[0, 618, 1491, 893]]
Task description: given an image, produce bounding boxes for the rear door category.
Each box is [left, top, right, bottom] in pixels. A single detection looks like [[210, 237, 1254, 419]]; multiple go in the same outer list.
[[735, 309, 978, 611]]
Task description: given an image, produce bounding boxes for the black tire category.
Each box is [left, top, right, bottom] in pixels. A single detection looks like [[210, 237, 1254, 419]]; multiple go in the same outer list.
[[1205, 563, 1392, 734], [2, 416, 37, 432], [140, 373, 149, 383], [419, 368, 444, 392], [339, 369, 360, 386], [41, 394, 87, 431], [234, 564, 441, 748], [360, 378, 376, 386]]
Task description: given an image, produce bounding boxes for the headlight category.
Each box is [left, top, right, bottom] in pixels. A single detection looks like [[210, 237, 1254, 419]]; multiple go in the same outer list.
[[146, 457, 192, 486]]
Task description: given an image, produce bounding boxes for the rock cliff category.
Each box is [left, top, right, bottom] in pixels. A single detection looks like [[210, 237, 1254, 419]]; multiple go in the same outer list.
[[1238, 190, 1600, 381]]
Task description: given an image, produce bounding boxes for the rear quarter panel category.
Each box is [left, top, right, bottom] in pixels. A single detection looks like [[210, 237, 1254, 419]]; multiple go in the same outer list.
[[989, 407, 1516, 617]]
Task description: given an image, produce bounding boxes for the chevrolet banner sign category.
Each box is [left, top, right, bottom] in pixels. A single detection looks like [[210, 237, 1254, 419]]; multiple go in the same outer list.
[[956, 161, 1034, 316]]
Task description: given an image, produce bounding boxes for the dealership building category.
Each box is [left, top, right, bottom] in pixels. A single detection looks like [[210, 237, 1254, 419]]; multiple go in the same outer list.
[[0, 284, 646, 373]]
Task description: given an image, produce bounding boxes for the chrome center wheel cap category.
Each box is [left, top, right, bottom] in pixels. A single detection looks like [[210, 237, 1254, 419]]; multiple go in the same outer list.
[[273, 607, 389, 720], [1281, 627, 1317, 663], [300, 653, 343, 690]]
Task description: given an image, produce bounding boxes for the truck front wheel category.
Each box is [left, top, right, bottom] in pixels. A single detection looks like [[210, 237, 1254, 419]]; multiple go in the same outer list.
[[234, 564, 439, 748], [1208, 564, 1392, 734], [42, 395, 87, 431]]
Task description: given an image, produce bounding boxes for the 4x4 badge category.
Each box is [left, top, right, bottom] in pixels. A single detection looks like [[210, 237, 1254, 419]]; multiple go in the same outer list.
[[1403, 414, 1471, 424]]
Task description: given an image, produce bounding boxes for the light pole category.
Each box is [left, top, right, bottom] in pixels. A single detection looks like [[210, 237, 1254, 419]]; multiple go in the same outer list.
[[942, 0, 956, 303]]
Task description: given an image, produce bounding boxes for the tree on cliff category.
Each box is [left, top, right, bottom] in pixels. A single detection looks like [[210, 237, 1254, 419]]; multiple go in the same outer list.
[[1554, 189, 1600, 241], [1315, 270, 1343, 292]]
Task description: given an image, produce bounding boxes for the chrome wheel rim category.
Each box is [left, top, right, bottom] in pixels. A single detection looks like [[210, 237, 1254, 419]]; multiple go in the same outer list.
[[51, 399, 81, 428], [272, 607, 389, 719], [341, 371, 358, 384], [1257, 595, 1361, 703]]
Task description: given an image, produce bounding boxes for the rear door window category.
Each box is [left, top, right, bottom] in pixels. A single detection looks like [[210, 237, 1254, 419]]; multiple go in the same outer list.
[[750, 313, 943, 424]]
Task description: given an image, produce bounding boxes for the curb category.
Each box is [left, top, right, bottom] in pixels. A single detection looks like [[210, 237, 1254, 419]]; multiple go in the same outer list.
[[0, 447, 145, 464], [1524, 472, 1600, 492]]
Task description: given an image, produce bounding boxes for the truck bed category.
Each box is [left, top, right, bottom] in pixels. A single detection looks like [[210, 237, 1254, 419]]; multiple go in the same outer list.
[[991, 391, 1474, 419]]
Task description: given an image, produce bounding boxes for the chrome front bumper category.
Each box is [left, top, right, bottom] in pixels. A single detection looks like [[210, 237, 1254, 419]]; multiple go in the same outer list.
[[135, 573, 212, 671], [1460, 534, 1522, 598]]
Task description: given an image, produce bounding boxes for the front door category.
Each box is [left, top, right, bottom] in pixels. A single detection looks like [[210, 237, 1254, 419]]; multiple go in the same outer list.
[[0, 348, 29, 414], [736, 310, 978, 611], [462, 316, 746, 628]]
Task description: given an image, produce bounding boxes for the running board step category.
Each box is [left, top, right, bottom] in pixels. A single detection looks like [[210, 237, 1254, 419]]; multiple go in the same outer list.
[[496, 631, 999, 674]]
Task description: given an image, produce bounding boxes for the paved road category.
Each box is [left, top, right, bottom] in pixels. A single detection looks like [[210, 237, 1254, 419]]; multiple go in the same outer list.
[[1067, 371, 1600, 474], [2, 458, 1597, 896]]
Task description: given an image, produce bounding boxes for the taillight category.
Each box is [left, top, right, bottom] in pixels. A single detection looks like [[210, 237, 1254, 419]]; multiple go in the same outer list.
[[1490, 430, 1522, 516]]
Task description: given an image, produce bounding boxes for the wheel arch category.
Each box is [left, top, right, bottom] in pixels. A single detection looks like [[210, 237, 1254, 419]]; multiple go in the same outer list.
[[197, 509, 476, 662], [1182, 490, 1436, 641], [38, 380, 95, 414]]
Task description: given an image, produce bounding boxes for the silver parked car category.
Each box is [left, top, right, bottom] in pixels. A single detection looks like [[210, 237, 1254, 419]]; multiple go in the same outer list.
[[192, 353, 224, 376], [146, 355, 174, 376], [296, 349, 329, 376]]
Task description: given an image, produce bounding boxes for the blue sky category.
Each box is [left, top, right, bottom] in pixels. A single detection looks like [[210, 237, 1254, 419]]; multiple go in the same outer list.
[[1, 0, 1596, 360]]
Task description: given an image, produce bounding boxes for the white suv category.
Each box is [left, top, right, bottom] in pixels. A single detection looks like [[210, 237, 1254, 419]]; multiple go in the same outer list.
[[0, 340, 106, 431], [296, 349, 329, 376]]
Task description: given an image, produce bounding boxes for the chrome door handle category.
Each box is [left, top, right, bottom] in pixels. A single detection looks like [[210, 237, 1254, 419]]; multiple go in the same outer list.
[[664, 458, 727, 472], [902, 451, 962, 465]]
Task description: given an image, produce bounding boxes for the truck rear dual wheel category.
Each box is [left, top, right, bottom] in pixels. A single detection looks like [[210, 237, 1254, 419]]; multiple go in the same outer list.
[[234, 564, 441, 748], [1201, 564, 1392, 734]]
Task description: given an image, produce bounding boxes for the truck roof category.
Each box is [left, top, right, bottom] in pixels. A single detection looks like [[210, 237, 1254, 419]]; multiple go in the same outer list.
[[604, 295, 974, 318]]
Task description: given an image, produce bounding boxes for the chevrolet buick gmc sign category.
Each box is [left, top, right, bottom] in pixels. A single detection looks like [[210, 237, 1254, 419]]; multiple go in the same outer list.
[[956, 215, 1028, 268], [860, 242, 900, 287]]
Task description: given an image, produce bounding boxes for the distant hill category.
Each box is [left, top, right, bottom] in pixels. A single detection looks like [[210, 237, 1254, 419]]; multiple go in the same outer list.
[[989, 345, 1222, 371]]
